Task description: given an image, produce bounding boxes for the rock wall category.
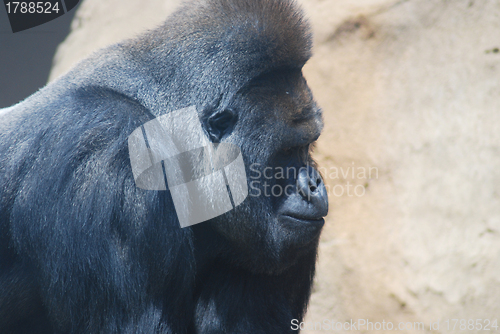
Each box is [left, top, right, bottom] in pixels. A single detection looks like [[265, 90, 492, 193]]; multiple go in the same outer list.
[[50, 1, 500, 332]]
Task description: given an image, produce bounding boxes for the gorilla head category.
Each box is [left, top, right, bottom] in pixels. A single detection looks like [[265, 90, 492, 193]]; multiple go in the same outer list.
[[0, 0, 328, 332], [124, 0, 328, 274]]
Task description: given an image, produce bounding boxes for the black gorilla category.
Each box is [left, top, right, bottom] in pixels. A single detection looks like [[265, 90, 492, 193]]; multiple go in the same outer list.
[[0, 0, 328, 333]]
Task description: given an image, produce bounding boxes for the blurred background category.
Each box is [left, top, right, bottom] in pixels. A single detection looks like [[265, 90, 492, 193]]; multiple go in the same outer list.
[[0, 3, 77, 108], [2, 0, 500, 333]]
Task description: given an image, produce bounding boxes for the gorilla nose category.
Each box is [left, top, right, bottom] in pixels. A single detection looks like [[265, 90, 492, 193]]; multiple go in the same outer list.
[[297, 166, 329, 217]]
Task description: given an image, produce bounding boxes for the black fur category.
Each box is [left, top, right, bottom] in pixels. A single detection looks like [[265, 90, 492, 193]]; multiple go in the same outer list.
[[0, 0, 327, 333]]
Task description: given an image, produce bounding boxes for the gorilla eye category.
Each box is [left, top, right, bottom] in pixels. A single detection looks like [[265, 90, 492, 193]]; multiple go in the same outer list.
[[207, 108, 238, 143]]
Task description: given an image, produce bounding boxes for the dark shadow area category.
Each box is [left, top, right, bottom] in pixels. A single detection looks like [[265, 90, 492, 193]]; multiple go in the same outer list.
[[0, 4, 78, 108]]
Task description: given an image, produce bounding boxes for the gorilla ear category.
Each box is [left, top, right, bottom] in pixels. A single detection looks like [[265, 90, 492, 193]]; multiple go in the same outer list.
[[207, 108, 237, 143]]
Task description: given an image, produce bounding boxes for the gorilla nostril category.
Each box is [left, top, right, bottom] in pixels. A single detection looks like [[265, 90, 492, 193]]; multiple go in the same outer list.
[[307, 171, 322, 193], [309, 178, 318, 192]]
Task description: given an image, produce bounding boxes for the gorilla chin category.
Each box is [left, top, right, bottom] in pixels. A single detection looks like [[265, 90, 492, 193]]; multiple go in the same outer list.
[[278, 216, 325, 256]]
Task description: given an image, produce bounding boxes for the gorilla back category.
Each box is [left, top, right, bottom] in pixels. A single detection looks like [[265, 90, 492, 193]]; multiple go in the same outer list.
[[0, 0, 328, 333]]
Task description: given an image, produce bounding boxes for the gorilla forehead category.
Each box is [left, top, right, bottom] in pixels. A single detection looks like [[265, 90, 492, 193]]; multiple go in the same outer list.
[[129, 0, 312, 100], [171, 0, 311, 62]]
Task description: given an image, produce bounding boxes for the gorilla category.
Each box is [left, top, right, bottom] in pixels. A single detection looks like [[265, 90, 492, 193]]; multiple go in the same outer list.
[[0, 0, 328, 333]]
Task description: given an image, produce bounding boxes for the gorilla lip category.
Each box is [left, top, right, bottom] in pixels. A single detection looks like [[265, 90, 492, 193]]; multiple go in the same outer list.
[[280, 214, 325, 227]]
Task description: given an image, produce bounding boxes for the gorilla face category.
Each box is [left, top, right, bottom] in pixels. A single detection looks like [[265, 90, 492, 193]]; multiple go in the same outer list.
[[203, 68, 328, 273]]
